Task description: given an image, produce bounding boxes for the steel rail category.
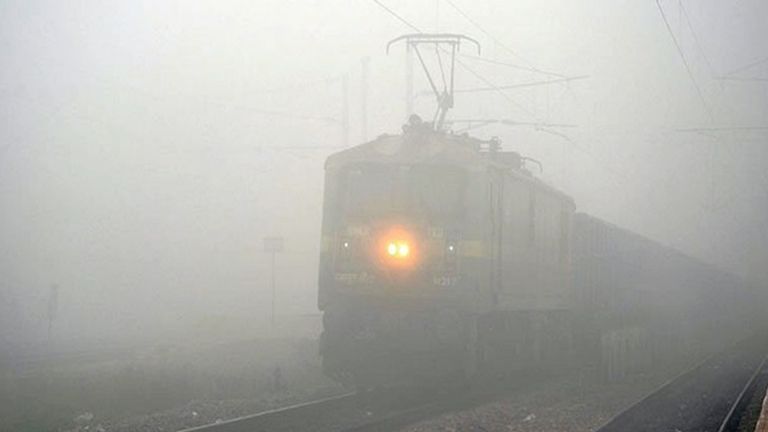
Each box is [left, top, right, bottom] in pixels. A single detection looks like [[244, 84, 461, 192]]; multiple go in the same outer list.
[[717, 353, 768, 432], [593, 347, 722, 431], [177, 391, 357, 432], [595, 336, 768, 432]]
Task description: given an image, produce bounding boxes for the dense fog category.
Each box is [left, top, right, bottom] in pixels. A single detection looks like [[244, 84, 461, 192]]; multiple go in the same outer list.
[[1, 0, 766, 412]]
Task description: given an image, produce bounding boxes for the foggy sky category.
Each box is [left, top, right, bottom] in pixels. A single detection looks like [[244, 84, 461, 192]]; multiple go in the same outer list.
[[1, 0, 766, 345]]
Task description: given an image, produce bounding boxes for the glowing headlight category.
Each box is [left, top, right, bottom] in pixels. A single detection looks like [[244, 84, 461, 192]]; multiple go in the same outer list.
[[387, 242, 410, 258], [377, 226, 419, 269]]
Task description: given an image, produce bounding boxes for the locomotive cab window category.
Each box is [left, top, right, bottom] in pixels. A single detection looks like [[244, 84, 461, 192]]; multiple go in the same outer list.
[[341, 163, 466, 220], [342, 164, 394, 216]]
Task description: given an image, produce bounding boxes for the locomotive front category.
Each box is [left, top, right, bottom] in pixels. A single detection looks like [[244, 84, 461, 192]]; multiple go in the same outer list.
[[325, 162, 468, 299], [318, 129, 489, 384]]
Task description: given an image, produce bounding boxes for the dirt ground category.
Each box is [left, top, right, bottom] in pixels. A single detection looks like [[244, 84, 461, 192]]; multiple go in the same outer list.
[[0, 336, 342, 432]]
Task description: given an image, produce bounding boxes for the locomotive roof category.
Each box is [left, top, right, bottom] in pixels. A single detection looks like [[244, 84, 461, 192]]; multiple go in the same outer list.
[[325, 128, 574, 204], [325, 130, 483, 168]]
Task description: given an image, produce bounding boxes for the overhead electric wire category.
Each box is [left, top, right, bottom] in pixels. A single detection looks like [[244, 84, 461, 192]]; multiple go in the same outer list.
[[442, 0, 564, 78], [263, 145, 348, 150], [367, 1, 631, 186], [679, 1, 715, 76], [714, 76, 768, 82], [448, 119, 576, 134], [721, 56, 768, 78], [434, 0, 585, 114], [453, 57, 534, 116], [454, 75, 590, 93], [458, 53, 564, 78], [676, 126, 768, 133], [369, 0, 533, 118], [246, 77, 341, 96], [450, 119, 575, 127], [370, 0, 420, 32], [228, 107, 339, 123], [655, 0, 713, 121]]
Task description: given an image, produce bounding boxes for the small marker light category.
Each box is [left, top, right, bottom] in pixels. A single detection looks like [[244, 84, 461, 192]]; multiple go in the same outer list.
[[387, 243, 398, 256]]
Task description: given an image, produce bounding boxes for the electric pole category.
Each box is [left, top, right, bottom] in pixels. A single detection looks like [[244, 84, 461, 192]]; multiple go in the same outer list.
[[263, 237, 283, 328], [342, 74, 349, 147], [361, 57, 370, 142], [405, 42, 413, 116]]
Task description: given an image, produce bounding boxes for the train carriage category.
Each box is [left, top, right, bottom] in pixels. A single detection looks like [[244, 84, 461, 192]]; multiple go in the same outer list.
[[317, 116, 758, 387], [572, 213, 758, 379]]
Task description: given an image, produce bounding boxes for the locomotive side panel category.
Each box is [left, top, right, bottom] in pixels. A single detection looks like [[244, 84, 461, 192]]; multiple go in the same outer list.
[[497, 174, 574, 311]]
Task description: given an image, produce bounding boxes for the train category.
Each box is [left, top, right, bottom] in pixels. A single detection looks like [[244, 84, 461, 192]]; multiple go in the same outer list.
[[317, 115, 758, 386]]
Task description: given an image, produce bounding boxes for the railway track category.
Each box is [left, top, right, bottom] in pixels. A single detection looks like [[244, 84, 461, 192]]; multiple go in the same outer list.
[[181, 338, 768, 432], [178, 391, 360, 432], [596, 336, 768, 432], [176, 385, 446, 432], [178, 372, 550, 432], [719, 353, 768, 432]]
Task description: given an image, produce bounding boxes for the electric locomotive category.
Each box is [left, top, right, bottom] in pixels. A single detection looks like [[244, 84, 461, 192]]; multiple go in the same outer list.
[[317, 116, 575, 385]]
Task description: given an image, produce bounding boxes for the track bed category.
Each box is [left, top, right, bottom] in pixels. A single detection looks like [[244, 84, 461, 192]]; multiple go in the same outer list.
[[597, 336, 768, 432]]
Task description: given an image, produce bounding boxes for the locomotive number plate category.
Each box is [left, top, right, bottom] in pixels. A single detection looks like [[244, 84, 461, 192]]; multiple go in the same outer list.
[[428, 227, 444, 238], [433, 275, 458, 287]]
